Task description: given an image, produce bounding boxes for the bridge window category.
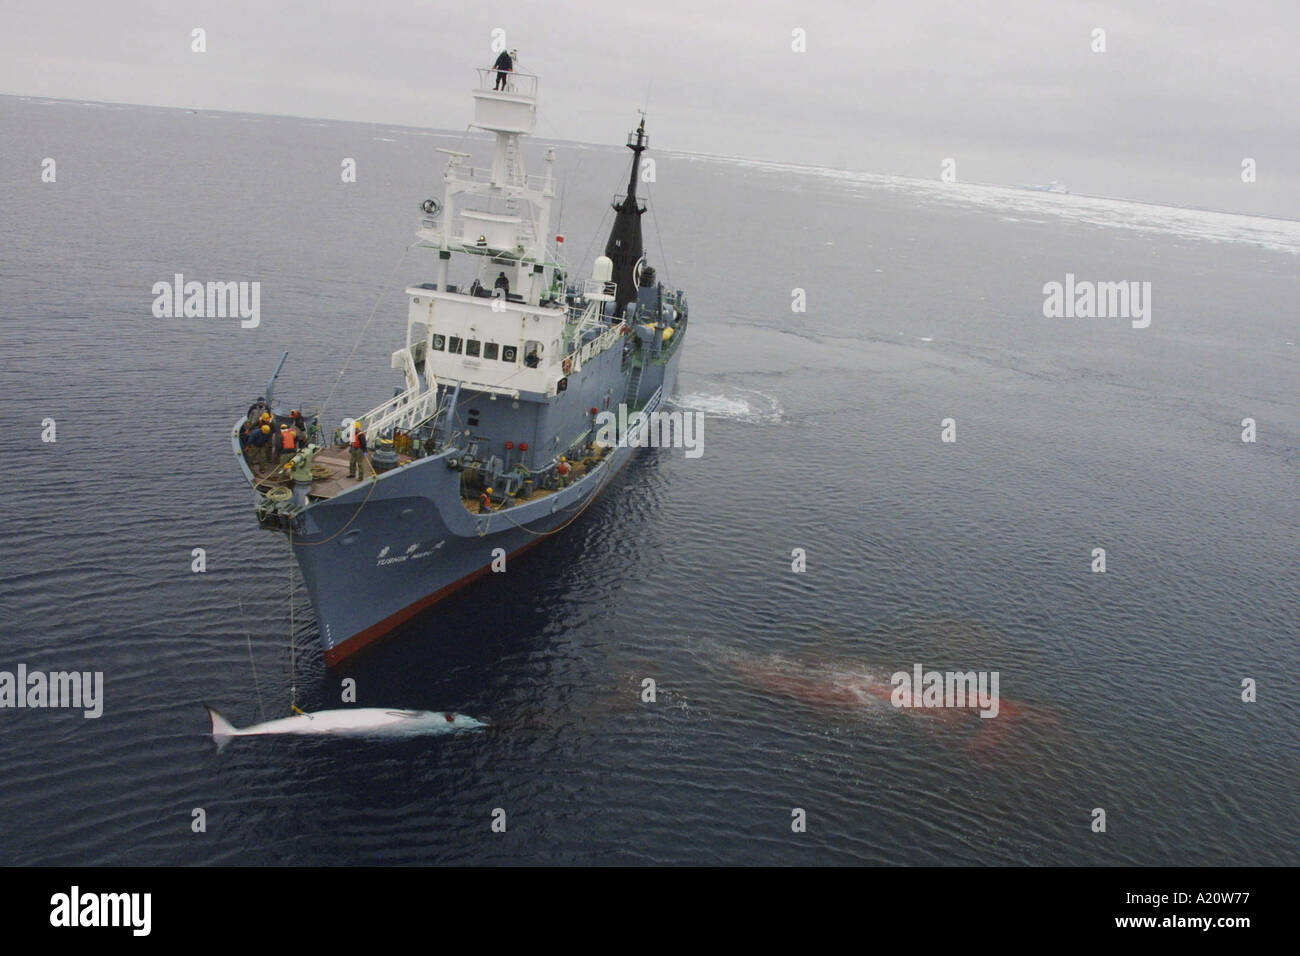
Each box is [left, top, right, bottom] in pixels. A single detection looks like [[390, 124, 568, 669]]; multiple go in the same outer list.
[[448, 336, 463, 354], [466, 339, 481, 357], [524, 340, 543, 368], [484, 342, 500, 360], [431, 334, 445, 351]]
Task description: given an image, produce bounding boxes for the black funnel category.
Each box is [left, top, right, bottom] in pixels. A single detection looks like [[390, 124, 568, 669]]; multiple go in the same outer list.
[[604, 118, 648, 316]]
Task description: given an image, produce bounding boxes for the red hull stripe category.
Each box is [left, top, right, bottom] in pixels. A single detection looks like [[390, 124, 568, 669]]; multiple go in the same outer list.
[[323, 534, 548, 667], [322, 428, 642, 667]]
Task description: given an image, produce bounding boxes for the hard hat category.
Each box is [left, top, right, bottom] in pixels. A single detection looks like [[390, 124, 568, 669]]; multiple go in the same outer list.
[[260, 412, 271, 422], [291, 409, 299, 416], [281, 423, 290, 428], [261, 425, 271, 433], [559, 456, 567, 462], [485, 488, 493, 494]]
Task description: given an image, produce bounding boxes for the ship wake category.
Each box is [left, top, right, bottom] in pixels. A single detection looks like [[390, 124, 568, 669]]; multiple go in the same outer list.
[[670, 389, 784, 425]]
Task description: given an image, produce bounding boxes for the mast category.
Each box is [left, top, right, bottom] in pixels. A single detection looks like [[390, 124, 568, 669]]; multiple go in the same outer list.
[[417, 68, 554, 305], [604, 117, 648, 316]]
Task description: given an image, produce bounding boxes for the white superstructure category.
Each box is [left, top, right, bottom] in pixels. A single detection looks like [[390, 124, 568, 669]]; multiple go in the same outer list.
[[358, 68, 623, 435]]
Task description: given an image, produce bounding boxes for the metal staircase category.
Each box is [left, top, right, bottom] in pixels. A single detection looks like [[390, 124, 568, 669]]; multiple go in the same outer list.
[[623, 356, 644, 408]]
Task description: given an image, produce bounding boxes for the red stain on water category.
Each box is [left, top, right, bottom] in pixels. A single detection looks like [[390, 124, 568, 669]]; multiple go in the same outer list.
[[733, 656, 1054, 753]]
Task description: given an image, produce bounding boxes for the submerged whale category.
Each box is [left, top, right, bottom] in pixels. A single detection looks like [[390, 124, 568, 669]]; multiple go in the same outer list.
[[205, 704, 487, 749]]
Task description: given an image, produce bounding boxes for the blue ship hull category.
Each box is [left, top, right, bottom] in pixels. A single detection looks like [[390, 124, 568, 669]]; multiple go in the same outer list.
[[237, 345, 682, 665]]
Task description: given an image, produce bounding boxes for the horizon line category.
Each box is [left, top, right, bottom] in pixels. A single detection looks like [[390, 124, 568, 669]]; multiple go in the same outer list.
[[4, 91, 1295, 225]]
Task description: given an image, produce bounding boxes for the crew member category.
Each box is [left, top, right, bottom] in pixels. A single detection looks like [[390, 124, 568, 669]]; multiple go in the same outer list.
[[525, 349, 540, 368], [246, 396, 269, 425], [348, 421, 368, 480], [287, 444, 319, 509], [256, 411, 274, 463], [479, 487, 494, 513], [279, 423, 298, 459], [494, 271, 510, 295], [556, 456, 571, 488], [248, 423, 271, 468], [493, 49, 513, 90], [289, 409, 308, 443]]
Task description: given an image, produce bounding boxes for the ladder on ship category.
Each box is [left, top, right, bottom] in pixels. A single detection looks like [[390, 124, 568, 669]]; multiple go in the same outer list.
[[502, 139, 538, 249], [623, 357, 645, 408]]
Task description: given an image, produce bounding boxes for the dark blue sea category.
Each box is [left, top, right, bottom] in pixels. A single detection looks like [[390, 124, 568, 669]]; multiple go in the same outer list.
[[1, 95, 1296, 865]]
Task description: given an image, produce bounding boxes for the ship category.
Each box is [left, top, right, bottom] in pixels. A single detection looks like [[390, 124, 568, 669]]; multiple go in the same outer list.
[[1014, 180, 1069, 194], [232, 66, 689, 666]]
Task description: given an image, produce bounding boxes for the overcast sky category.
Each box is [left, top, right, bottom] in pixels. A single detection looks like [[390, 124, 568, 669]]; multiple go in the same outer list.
[[3, 0, 1297, 216]]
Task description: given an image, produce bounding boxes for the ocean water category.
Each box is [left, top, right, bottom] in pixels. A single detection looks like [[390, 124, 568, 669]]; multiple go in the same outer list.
[[1, 95, 1295, 866]]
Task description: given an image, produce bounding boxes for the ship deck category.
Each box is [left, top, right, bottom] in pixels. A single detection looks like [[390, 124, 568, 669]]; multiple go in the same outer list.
[[249, 445, 373, 501], [247, 444, 571, 513]]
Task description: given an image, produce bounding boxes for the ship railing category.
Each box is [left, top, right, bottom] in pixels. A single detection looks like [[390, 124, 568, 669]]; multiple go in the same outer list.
[[446, 164, 549, 191], [657, 322, 685, 361], [610, 192, 648, 212], [357, 383, 441, 438], [564, 298, 605, 347], [566, 321, 627, 373], [474, 68, 538, 98], [584, 322, 625, 362], [561, 279, 621, 324], [583, 279, 616, 300]]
